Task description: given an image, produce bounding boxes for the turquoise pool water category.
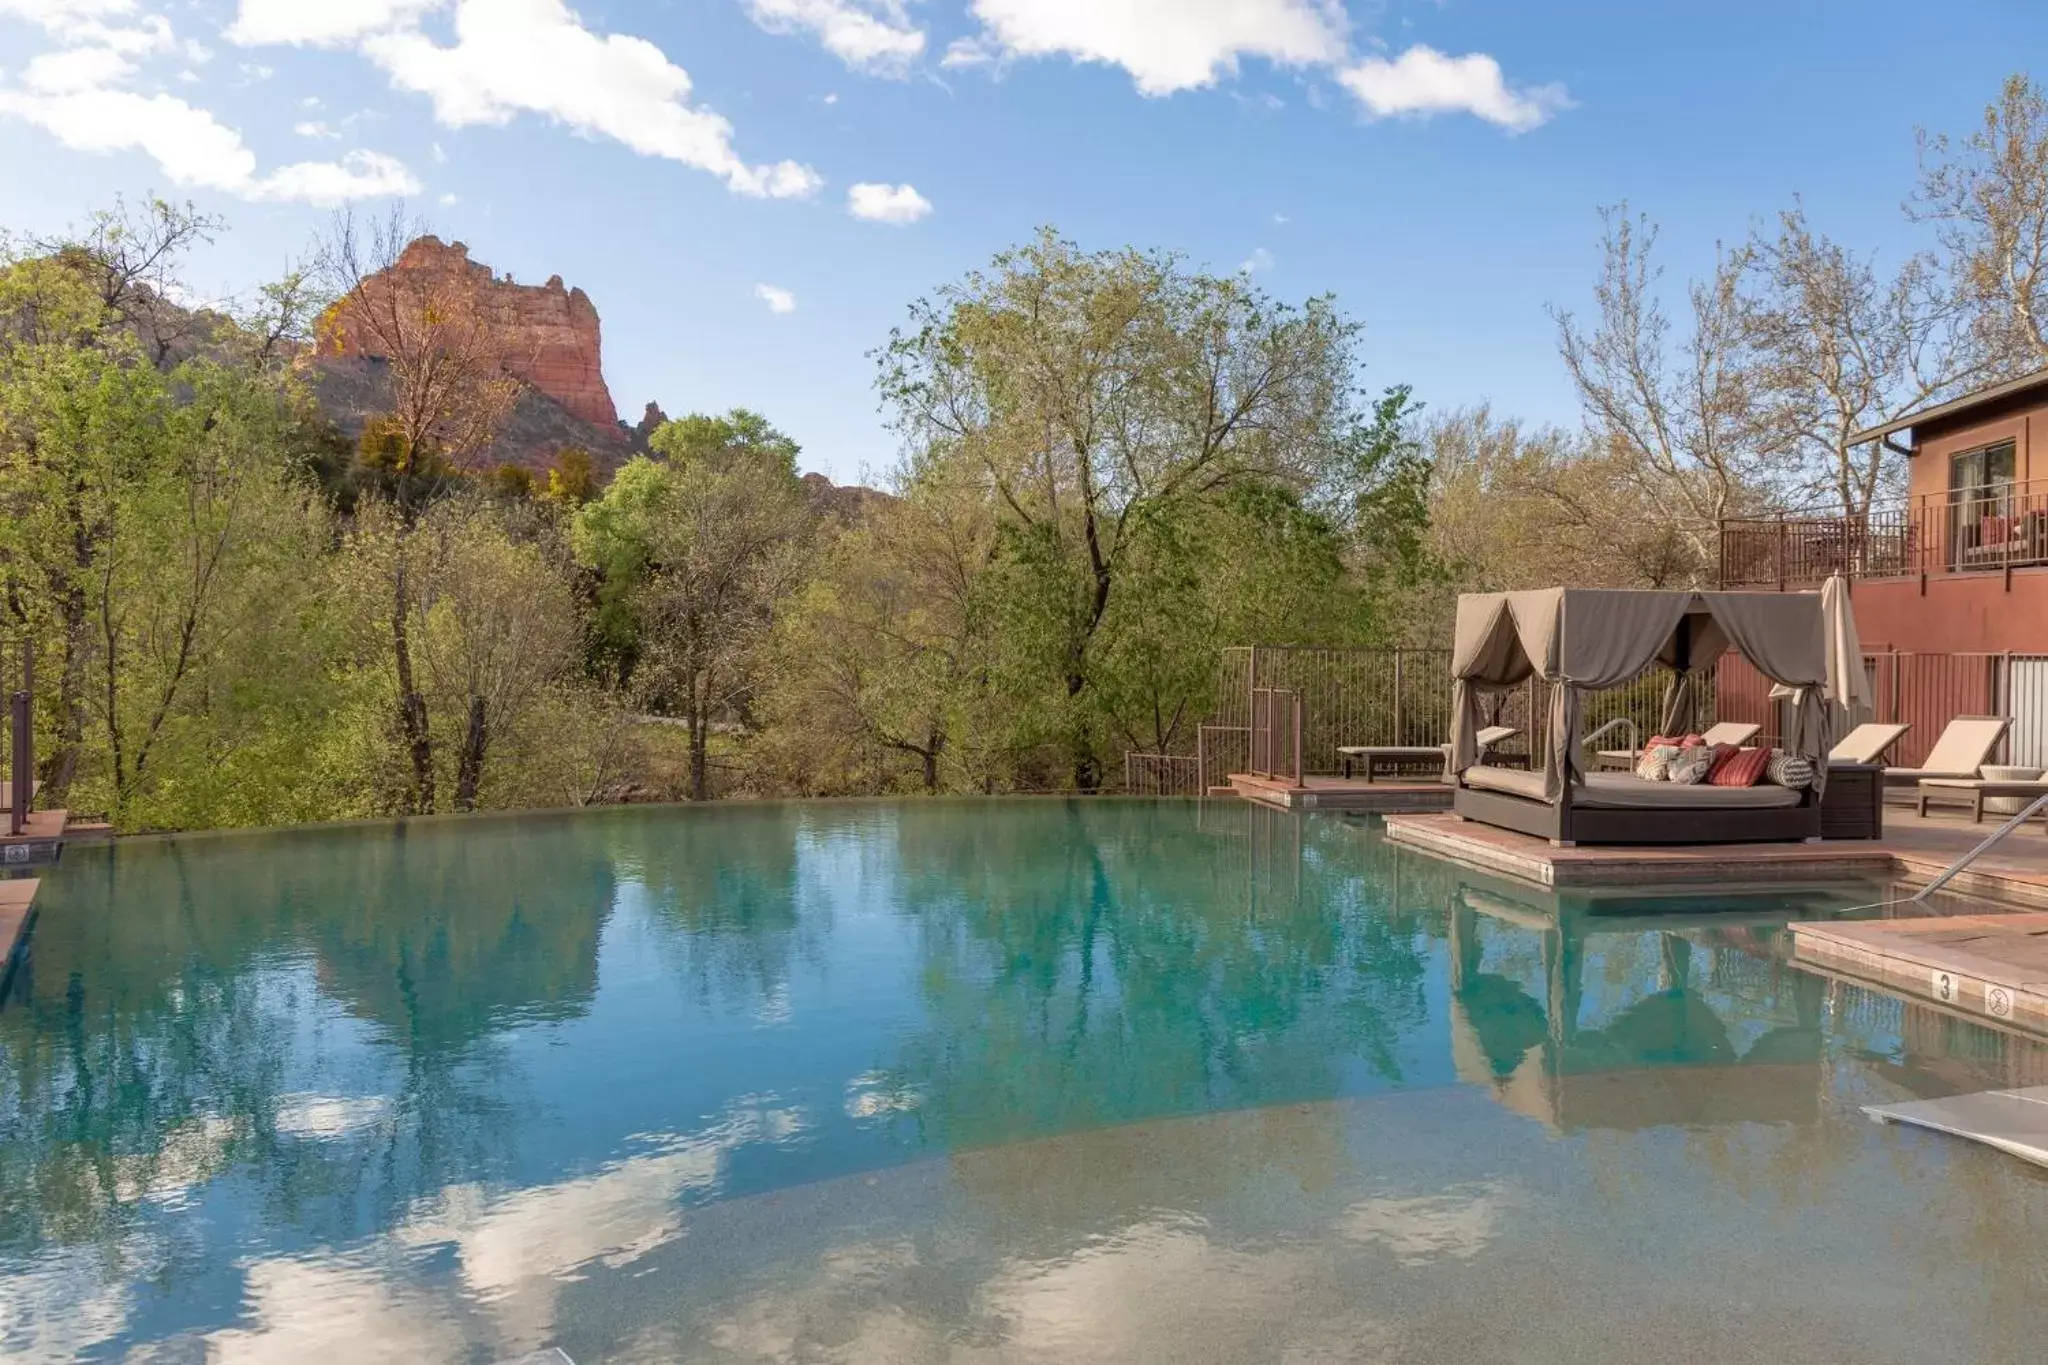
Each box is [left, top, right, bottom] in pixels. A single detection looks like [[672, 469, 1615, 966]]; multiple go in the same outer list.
[[3, 800, 2048, 1362]]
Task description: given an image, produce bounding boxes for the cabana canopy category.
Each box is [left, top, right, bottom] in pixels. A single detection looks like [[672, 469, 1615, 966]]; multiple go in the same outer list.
[[1449, 588, 1830, 803]]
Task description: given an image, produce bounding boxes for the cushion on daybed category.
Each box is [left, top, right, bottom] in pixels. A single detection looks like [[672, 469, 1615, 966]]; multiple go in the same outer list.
[[1668, 747, 1719, 785], [1575, 773, 1802, 809], [1635, 744, 1682, 782], [1709, 747, 1772, 788], [1461, 765, 1801, 809], [1766, 751, 1815, 789], [1460, 765, 1550, 801]]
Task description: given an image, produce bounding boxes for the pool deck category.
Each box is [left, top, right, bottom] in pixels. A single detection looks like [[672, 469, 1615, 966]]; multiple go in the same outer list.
[[1794, 914, 2048, 1038], [0, 809, 70, 868], [1382, 812, 1899, 888], [1228, 773, 1453, 813], [1384, 806, 2048, 904], [0, 877, 38, 998]]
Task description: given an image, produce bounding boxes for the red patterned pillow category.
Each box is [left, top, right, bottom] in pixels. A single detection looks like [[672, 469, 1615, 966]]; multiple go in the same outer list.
[[1641, 734, 1704, 759], [1709, 746, 1772, 788]]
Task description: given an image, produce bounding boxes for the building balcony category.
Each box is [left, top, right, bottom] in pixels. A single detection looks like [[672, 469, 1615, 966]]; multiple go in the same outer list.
[[1719, 481, 2048, 588]]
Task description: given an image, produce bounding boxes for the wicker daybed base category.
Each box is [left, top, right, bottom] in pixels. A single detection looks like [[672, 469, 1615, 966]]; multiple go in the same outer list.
[[1452, 780, 1821, 847]]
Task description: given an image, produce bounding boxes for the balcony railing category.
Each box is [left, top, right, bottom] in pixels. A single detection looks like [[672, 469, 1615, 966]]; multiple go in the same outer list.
[[1720, 480, 2048, 587]]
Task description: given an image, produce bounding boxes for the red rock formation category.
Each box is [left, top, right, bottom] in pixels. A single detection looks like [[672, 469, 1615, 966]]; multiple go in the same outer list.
[[318, 236, 620, 430]]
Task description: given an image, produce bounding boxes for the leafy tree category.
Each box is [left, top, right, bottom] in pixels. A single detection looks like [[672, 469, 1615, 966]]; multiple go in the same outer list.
[[878, 229, 1392, 790], [573, 412, 815, 799]]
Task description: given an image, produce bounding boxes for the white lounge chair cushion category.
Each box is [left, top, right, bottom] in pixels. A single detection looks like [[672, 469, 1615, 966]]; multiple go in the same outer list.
[[1830, 723, 1910, 765], [1885, 717, 2012, 782]]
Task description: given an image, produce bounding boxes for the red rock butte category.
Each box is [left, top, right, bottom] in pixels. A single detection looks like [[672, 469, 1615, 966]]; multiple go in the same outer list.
[[318, 236, 620, 430]]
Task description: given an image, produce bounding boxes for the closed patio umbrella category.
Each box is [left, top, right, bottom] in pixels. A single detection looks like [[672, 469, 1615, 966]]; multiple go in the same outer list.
[[1820, 574, 1874, 730], [1771, 574, 1872, 731]]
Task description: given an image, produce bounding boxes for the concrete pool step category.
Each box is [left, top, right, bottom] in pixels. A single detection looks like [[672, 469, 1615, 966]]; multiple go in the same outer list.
[[0, 808, 69, 868], [1792, 914, 2048, 1035], [1383, 813, 1897, 888], [1867, 1086, 2048, 1168], [1, 877, 39, 998]]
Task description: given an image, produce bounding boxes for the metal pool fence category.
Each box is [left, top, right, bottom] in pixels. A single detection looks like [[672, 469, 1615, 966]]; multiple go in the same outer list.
[[1125, 643, 2048, 794]]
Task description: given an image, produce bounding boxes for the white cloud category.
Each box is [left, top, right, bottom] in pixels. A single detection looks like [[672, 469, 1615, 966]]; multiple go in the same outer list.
[[226, 0, 443, 47], [0, 0, 421, 203], [0, 81, 421, 202], [253, 149, 420, 201], [439, 190, 459, 204], [354, 0, 821, 198], [1336, 45, 1569, 132], [940, 36, 992, 69], [0, 0, 174, 54], [1239, 246, 1274, 274], [962, 0, 1348, 96], [847, 180, 930, 224], [21, 44, 133, 94], [292, 118, 335, 137], [744, 0, 924, 75], [755, 283, 797, 314]]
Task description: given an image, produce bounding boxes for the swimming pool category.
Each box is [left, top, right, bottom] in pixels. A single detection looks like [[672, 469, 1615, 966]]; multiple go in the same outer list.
[[3, 799, 2046, 1362]]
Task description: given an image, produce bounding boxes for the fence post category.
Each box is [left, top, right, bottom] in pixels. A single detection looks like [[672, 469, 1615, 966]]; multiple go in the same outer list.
[[1291, 689, 1304, 787], [1392, 649, 1405, 745], [8, 642, 29, 839], [1777, 515, 1788, 593]]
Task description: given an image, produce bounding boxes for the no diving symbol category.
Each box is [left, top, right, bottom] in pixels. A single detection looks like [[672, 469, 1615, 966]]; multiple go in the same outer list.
[[1988, 986, 2016, 1020]]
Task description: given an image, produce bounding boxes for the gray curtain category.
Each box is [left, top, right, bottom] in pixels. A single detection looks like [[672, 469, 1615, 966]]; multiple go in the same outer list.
[[1450, 588, 1828, 804], [1700, 591, 1833, 794]]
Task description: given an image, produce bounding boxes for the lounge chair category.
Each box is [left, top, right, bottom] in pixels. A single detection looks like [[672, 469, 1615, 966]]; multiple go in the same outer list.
[[1883, 715, 2012, 789], [1596, 721, 1762, 770], [1829, 723, 1910, 766], [1339, 725, 1517, 783], [1915, 776, 2048, 823]]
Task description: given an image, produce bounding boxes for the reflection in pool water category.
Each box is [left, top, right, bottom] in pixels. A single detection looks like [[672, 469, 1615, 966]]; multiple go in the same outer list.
[[2, 799, 2046, 1362]]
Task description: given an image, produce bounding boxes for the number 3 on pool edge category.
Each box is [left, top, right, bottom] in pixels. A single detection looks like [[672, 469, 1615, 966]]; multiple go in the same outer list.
[[1932, 970, 1959, 1004]]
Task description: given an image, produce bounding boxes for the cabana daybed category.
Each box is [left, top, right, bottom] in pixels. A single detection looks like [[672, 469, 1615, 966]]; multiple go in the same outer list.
[[1449, 589, 1831, 846]]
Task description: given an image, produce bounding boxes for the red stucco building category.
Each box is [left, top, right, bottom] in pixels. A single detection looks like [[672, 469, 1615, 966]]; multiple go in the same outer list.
[[1719, 369, 2048, 766]]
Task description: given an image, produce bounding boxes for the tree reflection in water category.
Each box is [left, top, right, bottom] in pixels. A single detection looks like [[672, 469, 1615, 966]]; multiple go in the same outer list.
[[3, 801, 2047, 1362]]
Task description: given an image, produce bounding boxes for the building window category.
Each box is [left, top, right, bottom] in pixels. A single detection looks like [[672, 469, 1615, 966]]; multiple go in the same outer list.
[[1950, 440, 2016, 500], [1949, 440, 2020, 566]]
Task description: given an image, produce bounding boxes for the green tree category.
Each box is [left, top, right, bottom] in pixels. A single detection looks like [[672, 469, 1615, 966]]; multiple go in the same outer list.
[[573, 411, 815, 800], [878, 229, 1404, 789]]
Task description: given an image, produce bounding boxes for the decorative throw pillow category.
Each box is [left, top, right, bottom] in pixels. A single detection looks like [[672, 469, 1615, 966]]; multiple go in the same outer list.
[[1668, 747, 1717, 785], [1710, 746, 1772, 788], [1680, 733, 1707, 749], [1702, 743, 1742, 783], [1765, 751, 1816, 789], [1635, 744, 1683, 782]]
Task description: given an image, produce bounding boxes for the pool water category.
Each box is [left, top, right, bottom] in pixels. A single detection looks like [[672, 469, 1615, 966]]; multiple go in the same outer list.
[[4, 800, 2048, 1362]]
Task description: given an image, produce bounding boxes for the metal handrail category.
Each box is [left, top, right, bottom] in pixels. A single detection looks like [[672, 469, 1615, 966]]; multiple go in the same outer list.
[[1912, 791, 2048, 902], [1580, 717, 1641, 754]]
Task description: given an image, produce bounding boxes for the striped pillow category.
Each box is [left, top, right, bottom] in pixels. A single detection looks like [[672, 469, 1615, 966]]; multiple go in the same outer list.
[[1765, 751, 1815, 789], [1709, 746, 1772, 788]]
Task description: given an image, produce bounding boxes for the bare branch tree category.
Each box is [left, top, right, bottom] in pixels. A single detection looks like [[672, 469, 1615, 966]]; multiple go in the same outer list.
[[1913, 73, 2048, 371], [1551, 207, 1771, 567]]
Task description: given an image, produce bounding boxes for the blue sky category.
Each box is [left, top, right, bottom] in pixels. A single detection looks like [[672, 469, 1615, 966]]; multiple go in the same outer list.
[[2, 0, 2044, 484]]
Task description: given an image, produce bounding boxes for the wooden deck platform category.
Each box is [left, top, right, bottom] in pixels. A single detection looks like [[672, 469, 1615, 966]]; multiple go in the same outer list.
[[1793, 914, 2048, 1037], [1383, 812, 1897, 888], [1228, 774, 1452, 813], [0, 877, 39, 999], [0, 809, 67, 868]]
